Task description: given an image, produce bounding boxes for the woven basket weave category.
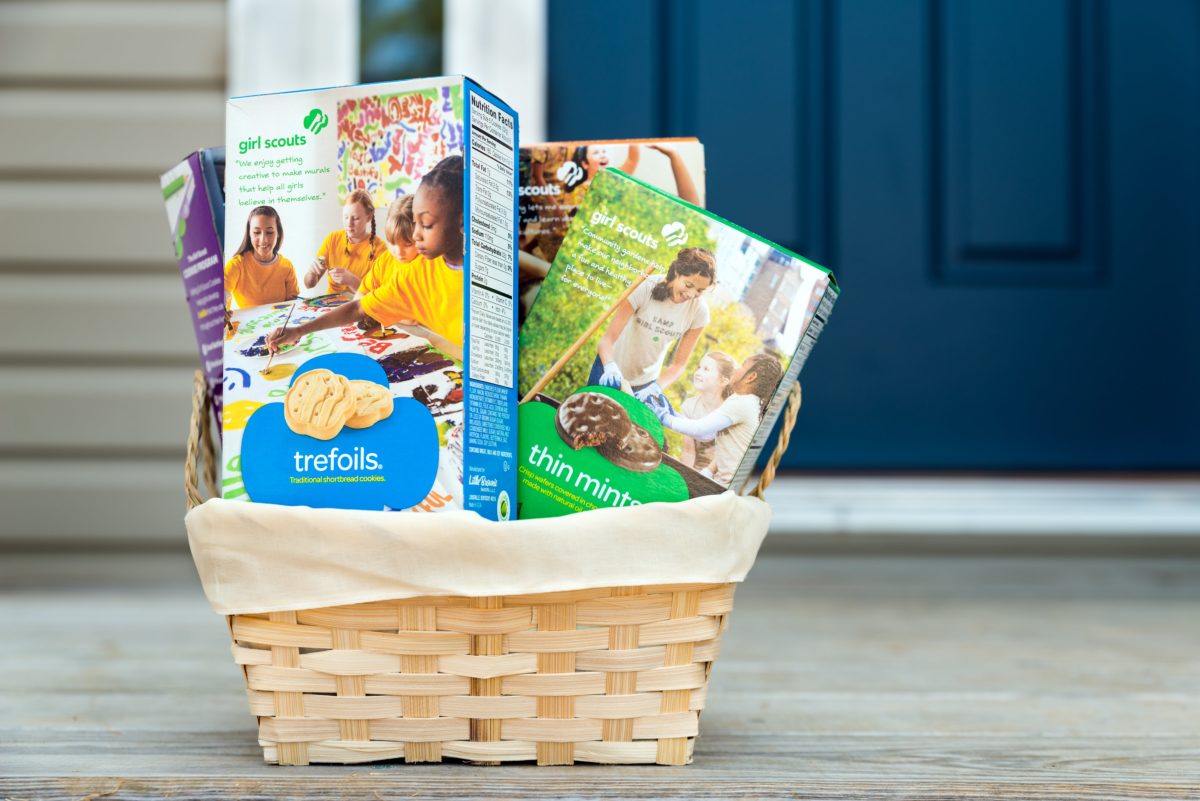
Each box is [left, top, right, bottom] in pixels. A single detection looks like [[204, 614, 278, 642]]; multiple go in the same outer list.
[[184, 370, 799, 766]]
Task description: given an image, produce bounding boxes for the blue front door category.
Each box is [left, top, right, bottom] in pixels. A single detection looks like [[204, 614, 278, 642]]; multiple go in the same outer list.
[[548, 0, 1200, 470]]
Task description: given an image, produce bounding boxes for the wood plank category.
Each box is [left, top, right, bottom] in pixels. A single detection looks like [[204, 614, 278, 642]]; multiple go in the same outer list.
[[0, 366, 194, 451], [0, 88, 224, 175], [3, 775, 1199, 800], [0, 1, 225, 86], [0, 458, 187, 543], [0, 275, 198, 358], [0, 180, 195, 266], [1, 554, 1199, 794]]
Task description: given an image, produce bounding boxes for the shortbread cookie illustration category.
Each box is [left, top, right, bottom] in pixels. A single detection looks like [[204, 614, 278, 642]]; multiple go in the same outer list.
[[346, 380, 394, 429], [284, 368, 356, 440]]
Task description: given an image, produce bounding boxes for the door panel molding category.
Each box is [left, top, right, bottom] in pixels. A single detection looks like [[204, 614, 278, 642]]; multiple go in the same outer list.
[[933, 0, 1108, 285]]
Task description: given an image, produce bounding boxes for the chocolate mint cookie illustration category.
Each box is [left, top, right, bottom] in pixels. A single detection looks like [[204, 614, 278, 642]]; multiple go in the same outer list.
[[597, 423, 662, 473], [554, 391, 633, 450]]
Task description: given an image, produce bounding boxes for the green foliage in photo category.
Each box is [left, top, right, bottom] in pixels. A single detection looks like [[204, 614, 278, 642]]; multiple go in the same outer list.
[[518, 170, 716, 401]]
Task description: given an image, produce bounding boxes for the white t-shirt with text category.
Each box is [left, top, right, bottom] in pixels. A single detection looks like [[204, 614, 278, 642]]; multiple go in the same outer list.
[[612, 276, 710, 386]]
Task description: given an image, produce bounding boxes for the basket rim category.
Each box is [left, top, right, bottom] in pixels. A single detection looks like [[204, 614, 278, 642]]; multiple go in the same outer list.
[[187, 490, 769, 616]]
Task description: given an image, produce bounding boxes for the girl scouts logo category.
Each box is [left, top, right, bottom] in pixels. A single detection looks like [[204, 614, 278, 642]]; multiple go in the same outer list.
[[556, 161, 583, 185], [661, 221, 688, 247], [304, 108, 329, 134]]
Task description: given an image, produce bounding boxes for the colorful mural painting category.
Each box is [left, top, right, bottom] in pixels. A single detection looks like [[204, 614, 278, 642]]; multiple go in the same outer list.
[[338, 84, 465, 206]]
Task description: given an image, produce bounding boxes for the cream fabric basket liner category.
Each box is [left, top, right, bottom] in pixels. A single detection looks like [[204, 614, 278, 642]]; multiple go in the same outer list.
[[187, 492, 771, 616]]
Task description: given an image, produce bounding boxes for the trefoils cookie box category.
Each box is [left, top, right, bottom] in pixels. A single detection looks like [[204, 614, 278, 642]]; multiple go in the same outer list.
[[517, 168, 838, 519], [221, 76, 518, 519], [518, 138, 705, 322], [161, 147, 226, 428]]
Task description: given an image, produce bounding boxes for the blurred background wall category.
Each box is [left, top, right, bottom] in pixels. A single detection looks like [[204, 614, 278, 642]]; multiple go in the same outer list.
[[0, 0, 1196, 549], [0, 0, 226, 546]]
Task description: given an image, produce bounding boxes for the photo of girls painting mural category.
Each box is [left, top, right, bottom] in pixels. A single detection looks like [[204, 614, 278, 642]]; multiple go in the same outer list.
[[222, 86, 468, 354]]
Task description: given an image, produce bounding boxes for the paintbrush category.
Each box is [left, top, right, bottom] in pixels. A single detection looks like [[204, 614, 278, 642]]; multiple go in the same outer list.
[[262, 297, 299, 373], [520, 263, 657, 404]]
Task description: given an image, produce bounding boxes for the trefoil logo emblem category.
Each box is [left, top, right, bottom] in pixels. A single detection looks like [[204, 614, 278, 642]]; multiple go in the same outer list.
[[304, 108, 329, 134], [661, 221, 688, 247]]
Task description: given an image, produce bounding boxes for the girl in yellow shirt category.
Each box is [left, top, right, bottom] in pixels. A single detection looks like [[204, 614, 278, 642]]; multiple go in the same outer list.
[[359, 194, 419, 296], [266, 155, 468, 353], [304, 189, 382, 294], [224, 206, 298, 309]]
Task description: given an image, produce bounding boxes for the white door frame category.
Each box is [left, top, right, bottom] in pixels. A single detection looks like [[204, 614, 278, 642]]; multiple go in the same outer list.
[[228, 0, 360, 97]]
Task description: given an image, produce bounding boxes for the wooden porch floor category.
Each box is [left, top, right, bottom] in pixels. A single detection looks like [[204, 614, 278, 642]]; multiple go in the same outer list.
[[1, 551, 1197, 799]]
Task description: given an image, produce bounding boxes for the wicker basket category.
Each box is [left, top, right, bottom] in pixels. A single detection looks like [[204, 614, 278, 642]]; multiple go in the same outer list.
[[184, 370, 799, 766]]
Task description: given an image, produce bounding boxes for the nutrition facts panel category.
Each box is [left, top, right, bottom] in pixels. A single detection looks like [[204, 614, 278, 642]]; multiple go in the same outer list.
[[466, 91, 516, 389]]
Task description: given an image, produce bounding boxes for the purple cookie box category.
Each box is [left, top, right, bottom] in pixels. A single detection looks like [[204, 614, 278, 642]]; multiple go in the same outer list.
[[162, 149, 226, 430]]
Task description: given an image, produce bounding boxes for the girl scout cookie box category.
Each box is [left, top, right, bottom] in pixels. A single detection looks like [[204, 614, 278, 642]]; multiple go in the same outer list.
[[517, 168, 838, 520], [161, 147, 226, 429], [518, 138, 705, 323], [221, 77, 519, 520]]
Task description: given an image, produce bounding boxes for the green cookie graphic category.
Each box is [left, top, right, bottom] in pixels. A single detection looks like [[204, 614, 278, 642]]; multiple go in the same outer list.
[[516, 389, 688, 519]]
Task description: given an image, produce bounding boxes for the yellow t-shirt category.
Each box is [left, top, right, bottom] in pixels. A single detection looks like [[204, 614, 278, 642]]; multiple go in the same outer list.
[[317, 230, 380, 294], [360, 256, 464, 347], [359, 249, 416, 296], [224, 252, 298, 309]]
